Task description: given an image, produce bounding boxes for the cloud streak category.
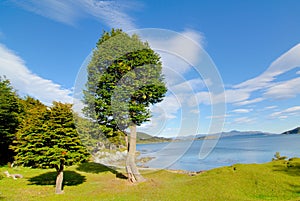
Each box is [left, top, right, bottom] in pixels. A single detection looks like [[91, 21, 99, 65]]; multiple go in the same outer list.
[[234, 44, 300, 102], [194, 43, 300, 107], [0, 44, 73, 105], [231, 117, 255, 124], [232, 109, 253, 113], [12, 0, 137, 30], [270, 106, 300, 119]]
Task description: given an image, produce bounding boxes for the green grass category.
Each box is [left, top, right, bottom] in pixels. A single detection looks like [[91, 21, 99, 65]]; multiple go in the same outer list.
[[1, 159, 300, 201]]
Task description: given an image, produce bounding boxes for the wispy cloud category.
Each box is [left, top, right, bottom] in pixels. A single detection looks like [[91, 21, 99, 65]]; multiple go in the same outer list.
[[171, 78, 205, 93], [264, 77, 300, 99], [270, 106, 300, 119], [0, 44, 73, 105], [193, 43, 300, 107], [144, 29, 204, 75], [233, 44, 300, 103], [12, 0, 138, 30], [135, 29, 209, 135], [13, 0, 81, 26], [234, 97, 264, 106], [263, 105, 278, 110], [206, 114, 231, 119], [232, 109, 253, 113], [231, 117, 255, 124], [154, 95, 181, 120]]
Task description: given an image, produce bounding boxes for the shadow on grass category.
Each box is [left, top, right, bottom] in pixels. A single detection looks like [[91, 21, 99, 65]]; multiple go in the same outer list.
[[288, 183, 300, 194], [28, 170, 86, 187], [273, 159, 300, 195], [273, 160, 300, 177], [76, 162, 127, 180]]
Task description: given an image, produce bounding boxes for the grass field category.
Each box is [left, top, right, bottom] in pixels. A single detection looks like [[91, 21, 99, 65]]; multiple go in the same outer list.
[[1, 159, 300, 201]]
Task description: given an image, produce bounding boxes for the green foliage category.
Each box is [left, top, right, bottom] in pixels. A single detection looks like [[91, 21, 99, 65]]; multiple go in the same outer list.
[[1, 160, 300, 200], [12, 100, 90, 169], [84, 28, 167, 143], [73, 115, 100, 152], [272, 152, 287, 161], [0, 76, 21, 164]]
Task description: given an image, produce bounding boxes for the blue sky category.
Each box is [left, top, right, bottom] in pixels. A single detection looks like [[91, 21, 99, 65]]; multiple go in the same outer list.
[[0, 0, 300, 136]]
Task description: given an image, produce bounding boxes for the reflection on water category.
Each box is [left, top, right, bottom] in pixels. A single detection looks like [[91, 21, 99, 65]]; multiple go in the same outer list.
[[137, 134, 300, 171]]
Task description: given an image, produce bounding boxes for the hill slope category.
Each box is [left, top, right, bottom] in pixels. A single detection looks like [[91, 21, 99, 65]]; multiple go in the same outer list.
[[282, 127, 300, 134], [136, 132, 171, 144]]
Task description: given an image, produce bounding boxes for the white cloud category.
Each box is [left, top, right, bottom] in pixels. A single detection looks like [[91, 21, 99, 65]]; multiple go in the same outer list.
[[270, 106, 300, 118], [278, 116, 288, 119], [264, 77, 300, 99], [189, 91, 211, 106], [206, 114, 230, 119], [231, 117, 255, 124], [232, 109, 253, 113], [0, 44, 73, 105], [223, 89, 250, 104], [297, 70, 300, 75], [190, 109, 200, 114], [264, 105, 278, 110], [13, 0, 137, 30], [171, 78, 205, 93], [285, 106, 300, 113], [79, 0, 137, 30], [134, 28, 214, 135], [234, 98, 264, 106], [235, 44, 300, 91], [233, 44, 300, 99], [154, 94, 181, 120], [191, 89, 255, 106], [14, 0, 81, 26], [138, 29, 204, 74], [206, 43, 300, 108]]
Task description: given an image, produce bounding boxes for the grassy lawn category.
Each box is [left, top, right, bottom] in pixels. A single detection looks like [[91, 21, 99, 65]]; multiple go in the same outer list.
[[1, 159, 300, 201]]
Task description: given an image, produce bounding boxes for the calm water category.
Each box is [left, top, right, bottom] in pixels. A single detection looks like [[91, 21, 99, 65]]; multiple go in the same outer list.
[[137, 134, 300, 171]]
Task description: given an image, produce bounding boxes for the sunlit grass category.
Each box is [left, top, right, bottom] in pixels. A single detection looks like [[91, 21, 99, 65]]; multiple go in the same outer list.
[[1, 159, 300, 200]]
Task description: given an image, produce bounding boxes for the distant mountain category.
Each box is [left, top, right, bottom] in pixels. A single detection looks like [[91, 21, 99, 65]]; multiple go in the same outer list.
[[191, 130, 276, 140], [138, 130, 276, 143], [136, 132, 153, 140], [136, 132, 171, 144], [219, 130, 275, 137], [282, 127, 300, 134]]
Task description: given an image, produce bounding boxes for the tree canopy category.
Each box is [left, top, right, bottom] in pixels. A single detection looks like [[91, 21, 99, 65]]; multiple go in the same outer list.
[[13, 100, 89, 169], [84, 28, 167, 142], [83, 28, 167, 182], [0, 77, 21, 165]]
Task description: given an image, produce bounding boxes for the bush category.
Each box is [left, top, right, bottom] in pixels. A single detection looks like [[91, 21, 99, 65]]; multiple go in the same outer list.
[[272, 152, 287, 161]]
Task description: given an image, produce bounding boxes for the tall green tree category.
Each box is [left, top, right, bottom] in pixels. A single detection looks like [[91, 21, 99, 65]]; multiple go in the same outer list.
[[0, 76, 21, 165], [84, 29, 167, 182], [13, 101, 89, 194]]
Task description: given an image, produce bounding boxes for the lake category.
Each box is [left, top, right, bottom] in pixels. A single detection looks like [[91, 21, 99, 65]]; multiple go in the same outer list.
[[137, 134, 300, 171]]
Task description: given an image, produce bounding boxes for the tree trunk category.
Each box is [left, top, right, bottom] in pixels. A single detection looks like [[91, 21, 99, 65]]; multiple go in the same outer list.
[[125, 134, 128, 151], [55, 161, 64, 194], [126, 124, 146, 183]]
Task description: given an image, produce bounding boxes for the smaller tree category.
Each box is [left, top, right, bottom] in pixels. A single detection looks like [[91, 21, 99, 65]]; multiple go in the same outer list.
[[0, 76, 21, 165], [272, 152, 287, 161], [13, 101, 89, 194]]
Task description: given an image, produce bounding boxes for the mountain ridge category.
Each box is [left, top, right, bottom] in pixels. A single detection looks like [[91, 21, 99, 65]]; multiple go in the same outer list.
[[282, 127, 300, 134]]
